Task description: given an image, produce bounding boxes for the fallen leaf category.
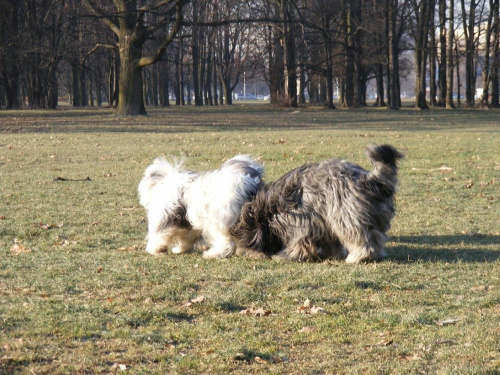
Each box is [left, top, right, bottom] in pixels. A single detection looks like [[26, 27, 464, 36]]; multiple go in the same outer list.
[[254, 356, 269, 364], [164, 339, 177, 349], [419, 343, 432, 352], [239, 307, 271, 316], [183, 295, 205, 307], [465, 180, 474, 189], [116, 245, 139, 252], [310, 306, 325, 314], [435, 340, 455, 346], [10, 240, 31, 255], [299, 326, 317, 333], [297, 299, 324, 314], [111, 363, 129, 371], [430, 166, 454, 172], [55, 239, 77, 247], [190, 295, 205, 303], [38, 222, 62, 230], [436, 318, 459, 326]]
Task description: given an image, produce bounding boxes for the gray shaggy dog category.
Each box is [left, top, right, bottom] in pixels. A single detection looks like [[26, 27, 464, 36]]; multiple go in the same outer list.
[[230, 145, 404, 264]]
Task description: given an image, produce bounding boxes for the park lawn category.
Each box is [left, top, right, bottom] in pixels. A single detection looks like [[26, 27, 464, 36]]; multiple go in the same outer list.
[[0, 105, 499, 374]]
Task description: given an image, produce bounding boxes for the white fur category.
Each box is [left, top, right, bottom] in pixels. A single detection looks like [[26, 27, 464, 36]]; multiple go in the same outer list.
[[138, 155, 263, 259]]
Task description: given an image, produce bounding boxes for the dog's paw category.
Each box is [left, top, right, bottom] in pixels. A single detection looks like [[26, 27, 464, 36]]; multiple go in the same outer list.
[[202, 247, 233, 259], [171, 246, 182, 254], [202, 250, 221, 259], [146, 247, 164, 255]]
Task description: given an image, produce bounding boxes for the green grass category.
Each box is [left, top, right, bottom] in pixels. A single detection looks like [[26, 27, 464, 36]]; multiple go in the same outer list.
[[1, 104, 499, 374]]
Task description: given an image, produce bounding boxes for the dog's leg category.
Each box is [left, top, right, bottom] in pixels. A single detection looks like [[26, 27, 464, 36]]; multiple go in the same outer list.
[[171, 230, 199, 254], [202, 232, 236, 259], [235, 244, 270, 259], [273, 236, 320, 262], [145, 233, 174, 255], [345, 230, 387, 264], [318, 238, 347, 260]]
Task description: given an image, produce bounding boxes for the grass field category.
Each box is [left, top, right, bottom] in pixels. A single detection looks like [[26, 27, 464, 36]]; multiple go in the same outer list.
[[1, 104, 499, 374]]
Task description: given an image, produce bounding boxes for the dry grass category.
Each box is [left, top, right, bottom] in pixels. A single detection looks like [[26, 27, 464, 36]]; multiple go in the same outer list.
[[1, 104, 499, 374]]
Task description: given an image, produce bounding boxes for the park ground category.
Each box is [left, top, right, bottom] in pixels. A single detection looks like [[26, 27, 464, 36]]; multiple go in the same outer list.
[[0, 104, 499, 374]]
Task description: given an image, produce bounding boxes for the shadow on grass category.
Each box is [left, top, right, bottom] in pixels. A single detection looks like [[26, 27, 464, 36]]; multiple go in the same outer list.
[[233, 349, 281, 363], [217, 301, 246, 313], [166, 312, 194, 323], [386, 235, 500, 263], [2, 106, 499, 134]]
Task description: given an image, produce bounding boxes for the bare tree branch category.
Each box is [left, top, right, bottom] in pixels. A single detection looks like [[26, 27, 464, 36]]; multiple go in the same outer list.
[[137, 0, 188, 68], [82, 0, 120, 36], [82, 43, 118, 63]]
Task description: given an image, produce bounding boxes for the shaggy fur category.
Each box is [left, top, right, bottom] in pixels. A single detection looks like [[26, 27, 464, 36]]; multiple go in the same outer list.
[[231, 145, 403, 264], [138, 155, 264, 259]]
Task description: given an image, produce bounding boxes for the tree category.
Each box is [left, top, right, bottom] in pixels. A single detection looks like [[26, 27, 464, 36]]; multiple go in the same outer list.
[[446, 0, 456, 108], [490, 0, 500, 107], [411, 0, 435, 110], [82, 0, 188, 116], [479, 0, 500, 107], [0, 0, 21, 109], [437, 0, 447, 106]]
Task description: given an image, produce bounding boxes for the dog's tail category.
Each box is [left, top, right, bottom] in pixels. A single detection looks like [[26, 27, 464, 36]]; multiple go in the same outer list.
[[138, 158, 183, 208], [366, 144, 404, 184], [222, 155, 264, 184]]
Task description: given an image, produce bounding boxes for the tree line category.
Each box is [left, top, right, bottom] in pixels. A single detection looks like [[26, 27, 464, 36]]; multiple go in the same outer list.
[[0, 0, 499, 115]]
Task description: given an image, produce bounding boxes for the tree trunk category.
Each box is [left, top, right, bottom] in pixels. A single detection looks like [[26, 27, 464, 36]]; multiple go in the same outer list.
[[343, 1, 355, 108], [282, 0, 297, 107], [192, 2, 203, 106], [429, 3, 437, 107], [213, 49, 219, 105], [325, 61, 335, 109], [438, 0, 447, 106], [223, 76, 233, 105], [446, 0, 455, 108], [374, 64, 386, 107], [268, 23, 285, 104], [480, 0, 499, 107], [152, 66, 159, 107], [388, 0, 399, 110], [414, 0, 433, 110], [490, 0, 500, 107], [461, 0, 476, 107], [116, 33, 147, 115], [72, 62, 82, 106], [205, 42, 213, 106], [455, 39, 462, 107]]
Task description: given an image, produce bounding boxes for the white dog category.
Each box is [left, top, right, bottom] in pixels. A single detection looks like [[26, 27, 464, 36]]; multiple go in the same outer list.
[[138, 155, 264, 259]]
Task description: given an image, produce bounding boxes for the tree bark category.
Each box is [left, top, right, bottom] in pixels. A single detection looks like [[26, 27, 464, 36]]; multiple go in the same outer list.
[[460, 0, 477, 107], [446, 0, 455, 108], [414, 0, 433, 110], [282, 0, 298, 107], [490, 0, 500, 107], [429, 3, 437, 107], [438, 0, 447, 106], [387, 0, 398, 110], [116, 31, 147, 115]]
